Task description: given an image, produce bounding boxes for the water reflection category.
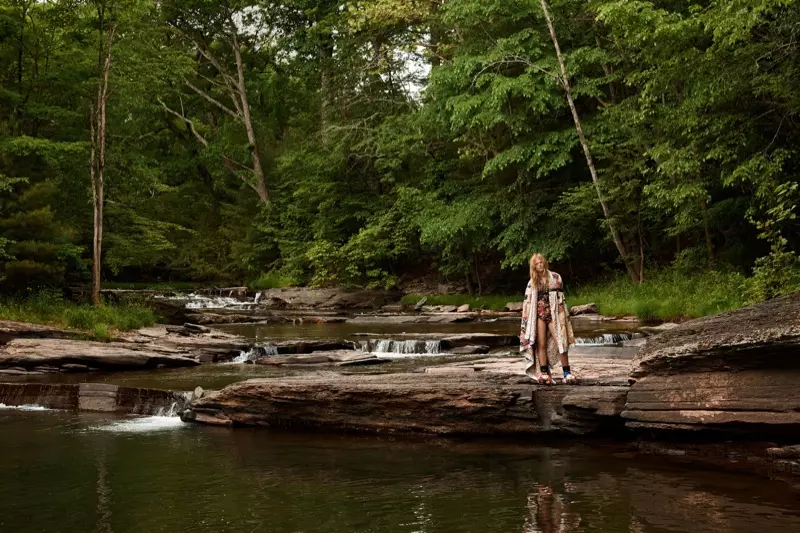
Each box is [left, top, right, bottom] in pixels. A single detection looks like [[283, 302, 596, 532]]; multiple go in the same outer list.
[[2, 410, 799, 533]]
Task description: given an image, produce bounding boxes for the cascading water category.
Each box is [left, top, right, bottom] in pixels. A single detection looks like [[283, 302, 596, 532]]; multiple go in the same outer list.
[[231, 344, 279, 364], [574, 332, 641, 346], [360, 339, 443, 357]]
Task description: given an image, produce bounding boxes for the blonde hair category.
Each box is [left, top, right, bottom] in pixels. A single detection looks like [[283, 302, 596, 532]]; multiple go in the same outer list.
[[529, 253, 550, 291]]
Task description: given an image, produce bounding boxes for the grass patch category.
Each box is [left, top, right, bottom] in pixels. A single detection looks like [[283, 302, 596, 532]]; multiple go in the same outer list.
[[400, 294, 519, 311], [0, 290, 158, 340], [248, 272, 296, 291], [102, 281, 212, 291], [567, 270, 749, 320], [401, 270, 752, 320]]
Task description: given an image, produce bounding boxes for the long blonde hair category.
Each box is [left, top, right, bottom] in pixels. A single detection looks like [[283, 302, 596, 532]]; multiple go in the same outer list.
[[529, 253, 551, 291]]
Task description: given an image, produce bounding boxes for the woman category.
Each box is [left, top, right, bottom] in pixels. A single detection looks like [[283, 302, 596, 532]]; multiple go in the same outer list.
[[520, 253, 576, 384]]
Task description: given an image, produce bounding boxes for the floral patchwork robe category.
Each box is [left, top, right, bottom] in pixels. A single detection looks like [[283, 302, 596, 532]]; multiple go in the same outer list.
[[519, 271, 575, 377]]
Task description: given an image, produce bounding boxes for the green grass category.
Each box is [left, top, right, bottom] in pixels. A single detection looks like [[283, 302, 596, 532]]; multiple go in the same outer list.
[[566, 270, 749, 321], [400, 294, 519, 311], [102, 281, 212, 291], [401, 270, 752, 320], [248, 272, 296, 291], [0, 291, 158, 341]]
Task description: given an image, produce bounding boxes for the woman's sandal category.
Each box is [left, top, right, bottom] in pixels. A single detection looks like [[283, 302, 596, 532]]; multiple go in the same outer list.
[[537, 374, 554, 385], [563, 373, 577, 385]]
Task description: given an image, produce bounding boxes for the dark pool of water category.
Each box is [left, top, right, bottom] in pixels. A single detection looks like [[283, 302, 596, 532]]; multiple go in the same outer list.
[[1, 408, 798, 533]]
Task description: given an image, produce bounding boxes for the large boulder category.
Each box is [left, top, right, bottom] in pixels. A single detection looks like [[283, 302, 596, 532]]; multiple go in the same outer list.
[[623, 293, 800, 434], [255, 288, 401, 310], [569, 303, 598, 316]]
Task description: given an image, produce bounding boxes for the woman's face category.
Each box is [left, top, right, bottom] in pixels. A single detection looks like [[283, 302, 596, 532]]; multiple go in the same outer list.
[[533, 257, 545, 273]]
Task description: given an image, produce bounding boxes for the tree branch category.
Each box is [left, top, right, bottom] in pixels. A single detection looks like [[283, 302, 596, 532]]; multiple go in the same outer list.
[[158, 97, 209, 147], [185, 80, 238, 118]]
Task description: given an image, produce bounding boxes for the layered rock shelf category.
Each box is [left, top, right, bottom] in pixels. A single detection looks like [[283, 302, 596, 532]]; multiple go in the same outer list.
[[183, 371, 629, 436], [624, 292, 800, 435], [180, 292, 800, 478]]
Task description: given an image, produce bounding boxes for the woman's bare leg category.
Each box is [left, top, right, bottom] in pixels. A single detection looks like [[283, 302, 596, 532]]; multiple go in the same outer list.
[[547, 321, 570, 368], [536, 319, 548, 368]]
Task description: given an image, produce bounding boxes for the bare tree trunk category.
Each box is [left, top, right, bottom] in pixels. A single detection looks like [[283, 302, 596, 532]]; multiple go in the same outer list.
[[319, 31, 334, 144], [90, 26, 114, 306], [538, 0, 640, 283], [700, 198, 715, 270], [474, 255, 483, 296], [167, 25, 271, 205], [231, 31, 269, 203]]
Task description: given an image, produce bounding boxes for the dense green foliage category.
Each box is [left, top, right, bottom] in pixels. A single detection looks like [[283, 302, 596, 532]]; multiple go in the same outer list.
[[1, 0, 798, 300]]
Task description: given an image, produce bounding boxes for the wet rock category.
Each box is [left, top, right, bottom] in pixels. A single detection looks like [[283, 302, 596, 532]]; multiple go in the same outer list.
[[0, 320, 84, 344], [380, 305, 404, 313], [440, 333, 519, 349], [184, 312, 289, 325], [137, 325, 168, 338], [457, 304, 471, 313], [150, 299, 190, 325], [193, 386, 205, 400], [256, 288, 401, 310], [0, 338, 200, 371], [624, 293, 800, 435], [504, 302, 524, 312], [767, 445, 800, 459], [447, 345, 490, 355], [338, 357, 390, 367], [274, 339, 358, 355], [183, 323, 211, 333], [61, 364, 90, 372], [255, 350, 376, 366], [640, 322, 680, 334], [569, 303, 598, 316], [302, 316, 347, 324], [182, 372, 628, 436]]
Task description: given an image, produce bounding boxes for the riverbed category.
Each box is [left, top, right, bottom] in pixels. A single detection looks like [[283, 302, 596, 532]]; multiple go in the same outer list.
[[3, 407, 799, 533]]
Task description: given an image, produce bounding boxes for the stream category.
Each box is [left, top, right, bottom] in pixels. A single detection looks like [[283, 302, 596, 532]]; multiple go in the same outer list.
[[2, 407, 800, 533]]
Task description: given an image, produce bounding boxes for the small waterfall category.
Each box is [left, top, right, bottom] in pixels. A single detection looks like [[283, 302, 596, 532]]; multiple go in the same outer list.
[[231, 344, 279, 364], [361, 339, 443, 356], [574, 332, 639, 346], [154, 401, 180, 417]]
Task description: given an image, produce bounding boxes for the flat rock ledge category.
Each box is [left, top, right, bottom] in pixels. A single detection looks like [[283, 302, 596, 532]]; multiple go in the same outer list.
[[182, 372, 628, 437], [624, 292, 800, 436], [0, 338, 200, 372]]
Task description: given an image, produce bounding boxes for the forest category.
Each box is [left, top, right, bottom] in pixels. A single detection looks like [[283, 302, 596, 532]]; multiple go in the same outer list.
[[1, 0, 799, 306]]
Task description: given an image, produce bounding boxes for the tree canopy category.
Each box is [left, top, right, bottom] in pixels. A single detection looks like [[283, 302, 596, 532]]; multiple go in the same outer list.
[[1, 0, 798, 297]]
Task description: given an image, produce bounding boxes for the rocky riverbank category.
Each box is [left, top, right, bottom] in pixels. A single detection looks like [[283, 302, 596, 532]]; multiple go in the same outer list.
[[181, 292, 800, 478]]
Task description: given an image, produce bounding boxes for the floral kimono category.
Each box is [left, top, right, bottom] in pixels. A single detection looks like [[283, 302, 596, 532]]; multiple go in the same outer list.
[[519, 271, 575, 377]]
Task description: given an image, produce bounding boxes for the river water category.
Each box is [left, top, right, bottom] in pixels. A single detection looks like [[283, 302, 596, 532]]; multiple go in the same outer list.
[[4, 317, 799, 531], [2, 407, 799, 533]]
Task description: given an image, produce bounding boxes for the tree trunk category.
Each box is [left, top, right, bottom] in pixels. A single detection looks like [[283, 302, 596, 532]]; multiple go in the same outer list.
[[319, 27, 334, 143], [474, 255, 483, 296], [231, 32, 269, 204], [90, 25, 114, 306], [538, 0, 640, 283], [700, 198, 715, 270]]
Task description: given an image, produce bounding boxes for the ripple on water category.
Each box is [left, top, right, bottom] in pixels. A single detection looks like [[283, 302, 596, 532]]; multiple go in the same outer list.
[[0, 403, 52, 411], [89, 416, 189, 433]]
